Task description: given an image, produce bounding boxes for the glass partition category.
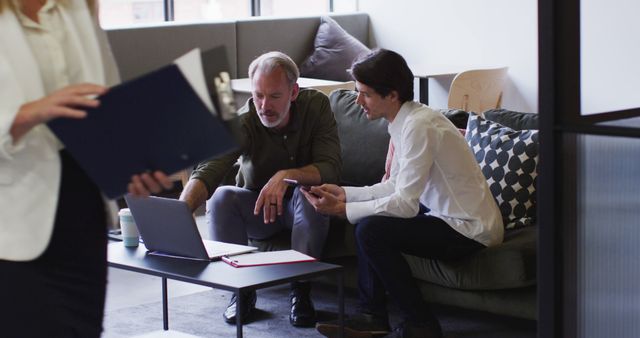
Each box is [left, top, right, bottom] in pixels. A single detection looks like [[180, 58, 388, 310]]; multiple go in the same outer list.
[[575, 133, 640, 338]]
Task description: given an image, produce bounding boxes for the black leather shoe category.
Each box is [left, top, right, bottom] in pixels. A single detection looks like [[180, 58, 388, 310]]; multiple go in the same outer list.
[[289, 282, 317, 327], [223, 290, 257, 324]]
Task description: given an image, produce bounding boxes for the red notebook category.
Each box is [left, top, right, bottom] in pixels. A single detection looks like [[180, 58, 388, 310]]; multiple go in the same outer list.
[[221, 250, 316, 268]]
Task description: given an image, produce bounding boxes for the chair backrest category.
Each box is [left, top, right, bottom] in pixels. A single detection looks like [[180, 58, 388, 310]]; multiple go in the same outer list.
[[307, 81, 356, 96], [447, 67, 509, 113]]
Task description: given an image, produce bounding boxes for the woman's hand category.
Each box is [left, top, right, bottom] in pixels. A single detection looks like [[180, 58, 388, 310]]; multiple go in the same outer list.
[[127, 171, 174, 197], [10, 83, 108, 142]]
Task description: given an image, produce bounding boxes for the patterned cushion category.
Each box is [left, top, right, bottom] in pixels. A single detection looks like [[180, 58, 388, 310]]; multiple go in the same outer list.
[[465, 114, 539, 229]]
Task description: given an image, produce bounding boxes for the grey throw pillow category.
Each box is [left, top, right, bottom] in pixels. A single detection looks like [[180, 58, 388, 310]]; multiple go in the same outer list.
[[300, 16, 371, 81]]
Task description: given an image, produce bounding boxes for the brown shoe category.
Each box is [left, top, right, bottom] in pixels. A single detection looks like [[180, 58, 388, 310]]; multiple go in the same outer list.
[[381, 321, 443, 338], [316, 313, 391, 338]]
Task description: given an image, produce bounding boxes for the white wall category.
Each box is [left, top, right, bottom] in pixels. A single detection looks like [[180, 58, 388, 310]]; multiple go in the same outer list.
[[359, 0, 538, 113], [581, 0, 640, 115], [360, 0, 640, 116]]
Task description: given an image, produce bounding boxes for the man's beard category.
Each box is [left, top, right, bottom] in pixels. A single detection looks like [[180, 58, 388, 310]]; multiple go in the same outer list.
[[258, 103, 290, 128]]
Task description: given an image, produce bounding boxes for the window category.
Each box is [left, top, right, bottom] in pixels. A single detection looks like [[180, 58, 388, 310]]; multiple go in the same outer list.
[[100, 0, 164, 27], [99, 0, 357, 28], [260, 0, 328, 16], [174, 0, 251, 22]]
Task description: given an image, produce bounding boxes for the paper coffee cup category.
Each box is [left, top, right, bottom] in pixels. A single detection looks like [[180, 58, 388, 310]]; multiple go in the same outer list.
[[119, 208, 139, 247]]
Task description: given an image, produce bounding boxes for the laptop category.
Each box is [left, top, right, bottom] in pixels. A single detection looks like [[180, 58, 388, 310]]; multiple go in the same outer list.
[[124, 195, 257, 261]]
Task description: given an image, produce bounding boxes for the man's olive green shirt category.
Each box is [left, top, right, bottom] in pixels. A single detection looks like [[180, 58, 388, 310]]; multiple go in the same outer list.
[[191, 89, 342, 198]]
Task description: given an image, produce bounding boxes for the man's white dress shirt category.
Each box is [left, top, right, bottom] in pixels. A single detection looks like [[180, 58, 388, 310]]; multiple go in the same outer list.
[[344, 101, 503, 247]]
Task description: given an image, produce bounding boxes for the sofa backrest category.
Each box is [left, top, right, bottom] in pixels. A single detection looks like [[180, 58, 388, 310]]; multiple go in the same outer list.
[[483, 109, 539, 130], [106, 21, 238, 81], [329, 89, 389, 187], [434, 109, 539, 132], [105, 13, 370, 82]]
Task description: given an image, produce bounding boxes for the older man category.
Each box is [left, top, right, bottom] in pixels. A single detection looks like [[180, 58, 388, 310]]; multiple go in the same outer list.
[[179, 51, 342, 327]]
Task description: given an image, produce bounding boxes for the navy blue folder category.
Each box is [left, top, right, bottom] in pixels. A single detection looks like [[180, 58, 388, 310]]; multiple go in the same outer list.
[[48, 52, 237, 199]]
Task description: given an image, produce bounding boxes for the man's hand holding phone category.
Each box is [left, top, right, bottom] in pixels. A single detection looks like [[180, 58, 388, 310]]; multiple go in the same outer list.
[[294, 181, 347, 218]]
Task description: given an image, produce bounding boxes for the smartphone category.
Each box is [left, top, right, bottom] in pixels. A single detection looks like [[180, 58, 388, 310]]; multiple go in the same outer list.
[[283, 178, 298, 185], [283, 178, 312, 193]]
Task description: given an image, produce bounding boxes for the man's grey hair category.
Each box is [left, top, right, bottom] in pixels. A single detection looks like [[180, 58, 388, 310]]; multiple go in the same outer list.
[[248, 51, 299, 87]]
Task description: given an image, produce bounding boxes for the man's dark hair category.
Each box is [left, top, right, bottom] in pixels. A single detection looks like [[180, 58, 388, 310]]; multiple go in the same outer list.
[[349, 49, 414, 103]]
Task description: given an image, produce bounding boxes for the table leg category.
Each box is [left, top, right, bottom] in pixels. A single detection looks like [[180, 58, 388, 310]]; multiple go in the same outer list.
[[419, 77, 429, 105], [338, 272, 344, 338], [236, 290, 243, 338], [162, 277, 169, 330]]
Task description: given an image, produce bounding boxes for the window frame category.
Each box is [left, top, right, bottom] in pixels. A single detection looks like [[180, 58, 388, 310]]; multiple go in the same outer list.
[[161, 0, 337, 20]]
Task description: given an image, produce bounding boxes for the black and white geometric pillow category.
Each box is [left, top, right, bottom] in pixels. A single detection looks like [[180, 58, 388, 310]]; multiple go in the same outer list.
[[465, 114, 539, 229]]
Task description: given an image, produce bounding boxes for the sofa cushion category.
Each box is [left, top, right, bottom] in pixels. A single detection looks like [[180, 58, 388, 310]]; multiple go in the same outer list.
[[299, 16, 371, 82], [405, 226, 537, 290], [329, 89, 389, 186], [466, 114, 539, 229]]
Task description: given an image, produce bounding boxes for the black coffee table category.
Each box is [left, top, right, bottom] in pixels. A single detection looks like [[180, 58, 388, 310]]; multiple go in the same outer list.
[[107, 242, 344, 338]]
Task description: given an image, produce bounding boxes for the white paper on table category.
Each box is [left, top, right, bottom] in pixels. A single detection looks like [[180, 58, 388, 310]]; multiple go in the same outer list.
[[222, 249, 316, 268]]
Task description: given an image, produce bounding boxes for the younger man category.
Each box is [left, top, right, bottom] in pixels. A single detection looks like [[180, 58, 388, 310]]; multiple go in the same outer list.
[[303, 49, 503, 338]]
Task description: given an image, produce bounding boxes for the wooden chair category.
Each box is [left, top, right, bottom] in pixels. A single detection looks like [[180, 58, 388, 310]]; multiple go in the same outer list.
[[447, 67, 509, 113], [305, 81, 356, 96]]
